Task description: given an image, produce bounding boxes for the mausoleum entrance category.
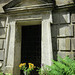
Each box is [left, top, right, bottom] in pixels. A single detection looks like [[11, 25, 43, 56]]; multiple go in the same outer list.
[[21, 25, 41, 75]]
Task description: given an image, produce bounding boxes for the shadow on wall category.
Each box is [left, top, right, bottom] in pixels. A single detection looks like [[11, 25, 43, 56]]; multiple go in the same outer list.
[[42, 0, 53, 3], [73, 0, 75, 3]]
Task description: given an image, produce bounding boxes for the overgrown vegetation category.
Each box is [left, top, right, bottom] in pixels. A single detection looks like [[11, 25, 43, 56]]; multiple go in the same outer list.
[[0, 73, 12, 75], [37, 56, 75, 75]]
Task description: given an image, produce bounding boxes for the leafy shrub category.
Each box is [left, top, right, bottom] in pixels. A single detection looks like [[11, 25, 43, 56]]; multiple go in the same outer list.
[[37, 56, 75, 75], [0, 72, 3, 75]]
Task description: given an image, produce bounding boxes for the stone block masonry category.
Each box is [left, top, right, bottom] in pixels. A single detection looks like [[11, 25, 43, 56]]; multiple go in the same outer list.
[[52, 11, 75, 60], [0, 17, 6, 70], [51, 24, 73, 37], [71, 38, 75, 50], [52, 12, 70, 24], [58, 38, 70, 50]]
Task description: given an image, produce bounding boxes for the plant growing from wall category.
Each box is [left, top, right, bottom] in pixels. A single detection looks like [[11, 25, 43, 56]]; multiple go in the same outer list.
[[37, 56, 75, 75]]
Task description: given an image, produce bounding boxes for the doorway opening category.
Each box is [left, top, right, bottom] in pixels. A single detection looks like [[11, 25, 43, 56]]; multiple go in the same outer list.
[[21, 25, 41, 75]]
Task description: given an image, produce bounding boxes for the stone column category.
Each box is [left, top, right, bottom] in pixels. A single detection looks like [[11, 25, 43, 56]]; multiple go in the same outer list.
[[4, 21, 16, 74], [42, 12, 53, 66]]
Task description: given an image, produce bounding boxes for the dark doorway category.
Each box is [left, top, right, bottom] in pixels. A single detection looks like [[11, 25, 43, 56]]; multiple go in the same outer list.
[[21, 25, 41, 75]]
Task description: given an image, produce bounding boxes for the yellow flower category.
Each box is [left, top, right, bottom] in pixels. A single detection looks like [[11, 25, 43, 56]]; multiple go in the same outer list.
[[19, 64, 22, 68], [28, 63, 32, 69], [19, 63, 26, 68], [23, 63, 26, 66], [28, 63, 35, 69]]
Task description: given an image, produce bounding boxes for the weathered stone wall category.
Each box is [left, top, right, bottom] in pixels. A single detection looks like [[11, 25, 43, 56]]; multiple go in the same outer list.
[[55, 0, 75, 6], [52, 11, 75, 60], [0, 17, 6, 69]]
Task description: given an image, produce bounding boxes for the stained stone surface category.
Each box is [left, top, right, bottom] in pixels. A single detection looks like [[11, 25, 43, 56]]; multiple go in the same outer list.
[[71, 38, 75, 50], [56, 0, 74, 6], [51, 25, 57, 37], [0, 39, 3, 49], [0, 28, 6, 38], [58, 38, 70, 50], [51, 25, 73, 37], [0, 50, 4, 60], [0, 18, 6, 27], [58, 51, 75, 59], [53, 12, 70, 24], [58, 25, 73, 37], [52, 12, 60, 24], [52, 38, 57, 51], [74, 25, 75, 37], [71, 13, 75, 23], [59, 12, 70, 23]]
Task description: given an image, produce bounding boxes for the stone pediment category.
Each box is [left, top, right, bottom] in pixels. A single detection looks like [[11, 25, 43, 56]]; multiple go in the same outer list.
[[3, 0, 53, 11], [15, 0, 51, 7]]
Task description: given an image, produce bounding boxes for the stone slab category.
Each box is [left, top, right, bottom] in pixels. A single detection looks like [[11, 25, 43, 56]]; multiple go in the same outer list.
[[0, 39, 3, 49], [0, 50, 4, 60], [56, 0, 74, 6], [58, 38, 70, 50], [0, 28, 6, 38], [71, 13, 75, 23], [52, 25, 73, 37], [74, 25, 75, 37], [53, 12, 70, 24], [58, 51, 75, 59], [71, 38, 75, 50], [58, 25, 73, 37], [60, 12, 70, 23]]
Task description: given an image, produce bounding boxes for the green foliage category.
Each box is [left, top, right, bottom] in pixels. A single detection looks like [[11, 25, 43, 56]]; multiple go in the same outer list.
[[37, 56, 75, 75], [0, 73, 12, 75], [0, 72, 3, 75], [5, 73, 12, 75]]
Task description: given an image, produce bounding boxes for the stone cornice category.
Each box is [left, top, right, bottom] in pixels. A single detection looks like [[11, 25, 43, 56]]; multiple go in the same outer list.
[[54, 3, 75, 11], [4, 3, 53, 13]]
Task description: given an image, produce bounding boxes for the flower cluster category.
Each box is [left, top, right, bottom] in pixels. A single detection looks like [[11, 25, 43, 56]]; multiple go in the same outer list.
[[19, 63, 35, 75], [19, 63, 26, 68], [28, 63, 36, 69]]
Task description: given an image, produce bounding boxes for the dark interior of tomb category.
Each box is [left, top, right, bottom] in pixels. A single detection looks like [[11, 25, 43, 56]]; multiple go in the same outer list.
[[21, 25, 41, 75]]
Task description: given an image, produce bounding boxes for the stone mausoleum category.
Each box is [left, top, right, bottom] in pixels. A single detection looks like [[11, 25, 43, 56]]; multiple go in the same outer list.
[[0, 0, 75, 75]]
